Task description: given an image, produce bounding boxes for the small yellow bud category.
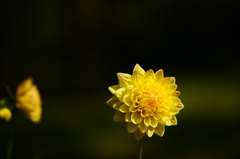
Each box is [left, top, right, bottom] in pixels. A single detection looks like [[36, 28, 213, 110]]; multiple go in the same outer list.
[[0, 108, 12, 121]]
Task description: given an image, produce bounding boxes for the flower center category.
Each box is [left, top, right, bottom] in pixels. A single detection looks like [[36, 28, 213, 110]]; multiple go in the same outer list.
[[135, 91, 162, 116]]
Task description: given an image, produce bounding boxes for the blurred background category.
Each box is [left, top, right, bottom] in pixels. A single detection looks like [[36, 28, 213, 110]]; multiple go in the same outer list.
[[1, 0, 240, 158]]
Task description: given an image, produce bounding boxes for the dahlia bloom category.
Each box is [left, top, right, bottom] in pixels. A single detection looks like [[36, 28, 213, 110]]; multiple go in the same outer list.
[[16, 77, 42, 123], [0, 108, 12, 122], [107, 64, 184, 140]]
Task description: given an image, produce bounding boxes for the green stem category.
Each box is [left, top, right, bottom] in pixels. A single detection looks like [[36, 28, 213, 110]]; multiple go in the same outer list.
[[6, 120, 15, 159], [138, 137, 143, 159]]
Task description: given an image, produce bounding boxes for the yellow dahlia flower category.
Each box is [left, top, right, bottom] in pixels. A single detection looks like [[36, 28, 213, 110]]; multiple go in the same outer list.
[[16, 77, 42, 123], [0, 108, 12, 122], [107, 64, 184, 140]]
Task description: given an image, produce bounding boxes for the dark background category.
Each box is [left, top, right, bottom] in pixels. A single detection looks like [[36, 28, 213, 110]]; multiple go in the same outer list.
[[1, 0, 240, 159]]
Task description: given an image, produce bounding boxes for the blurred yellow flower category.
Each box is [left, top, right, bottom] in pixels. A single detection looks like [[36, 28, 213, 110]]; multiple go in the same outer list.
[[0, 108, 12, 122], [107, 64, 184, 140], [16, 77, 42, 123]]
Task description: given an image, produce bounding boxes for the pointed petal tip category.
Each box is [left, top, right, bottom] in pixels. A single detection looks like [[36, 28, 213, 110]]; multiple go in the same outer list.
[[134, 129, 145, 141]]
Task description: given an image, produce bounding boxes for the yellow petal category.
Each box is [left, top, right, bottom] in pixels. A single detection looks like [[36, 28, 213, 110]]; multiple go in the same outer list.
[[162, 77, 170, 86], [127, 122, 138, 133], [169, 96, 181, 105], [108, 85, 121, 95], [170, 115, 178, 125], [161, 111, 171, 120], [131, 112, 143, 124], [134, 129, 145, 141], [113, 111, 125, 123], [150, 116, 158, 128], [125, 112, 132, 122], [117, 73, 132, 87], [144, 116, 151, 126], [153, 112, 161, 120], [176, 103, 184, 110], [154, 124, 165, 136], [119, 104, 129, 113], [16, 77, 33, 96], [133, 64, 145, 76], [129, 107, 138, 112], [169, 77, 176, 84], [139, 121, 148, 133], [162, 118, 173, 126], [146, 126, 154, 137], [134, 75, 143, 87], [123, 93, 132, 106], [172, 91, 180, 97], [115, 88, 126, 98], [155, 69, 164, 81], [167, 84, 177, 94], [106, 96, 119, 107], [169, 108, 179, 115], [112, 102, 123, 110], [141, 110, 149, 117], [142, 81, 151, 91], [144, 69, 155, 82]]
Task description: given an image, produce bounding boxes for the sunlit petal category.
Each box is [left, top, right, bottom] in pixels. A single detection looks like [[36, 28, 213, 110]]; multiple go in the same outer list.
[[131, 112, 143, 124]]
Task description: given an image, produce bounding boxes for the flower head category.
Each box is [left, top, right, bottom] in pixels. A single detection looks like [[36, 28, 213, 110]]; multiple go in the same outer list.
[[16, 77, 42, 123], [107, 64, 184, 140], [0, 108, 12, 122]]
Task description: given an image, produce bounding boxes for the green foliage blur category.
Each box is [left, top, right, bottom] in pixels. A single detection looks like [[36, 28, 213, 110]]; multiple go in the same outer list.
[[1, 0, 240, 158]]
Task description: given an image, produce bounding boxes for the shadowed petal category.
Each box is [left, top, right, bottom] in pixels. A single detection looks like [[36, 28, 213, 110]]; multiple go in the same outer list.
[[112, 102, 122, 110], [106, 96, 119, 107], [119, 104, 130, 113], [155, 124, 165, 136], [127, 122, 138, 133], [134, 129, 145, 141], [113, 111, 125, 123]]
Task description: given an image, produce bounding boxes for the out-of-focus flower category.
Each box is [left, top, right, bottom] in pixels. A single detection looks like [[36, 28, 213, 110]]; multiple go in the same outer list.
[[107, 64, 184, 140], [16, 77, 42, 123], [0, 108, 12, 122]]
